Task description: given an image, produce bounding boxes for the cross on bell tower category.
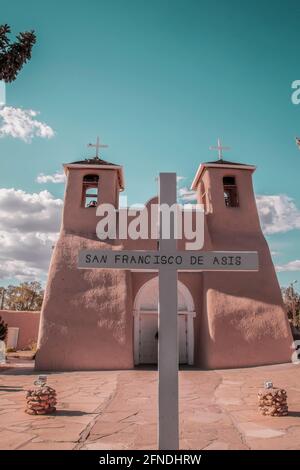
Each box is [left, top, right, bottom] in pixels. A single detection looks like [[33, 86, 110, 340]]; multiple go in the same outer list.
[[87, 136, 108, 159], [209, 137, 230, 160]]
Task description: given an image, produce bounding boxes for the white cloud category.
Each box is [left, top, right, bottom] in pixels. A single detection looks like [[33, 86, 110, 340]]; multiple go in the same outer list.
[[175, 178, 300, 231], [0, 105, 54, 142], [0, 259, 48, 283], [178, 186, 197, 203], [0, 183, 299, 282], [256, 194, 300, 235], [276, 260, 300, 272], [176, 177, 196, 203], [0, 188, 62, 282], [36, 171, 66, 184], [0, 188, 62, 232]]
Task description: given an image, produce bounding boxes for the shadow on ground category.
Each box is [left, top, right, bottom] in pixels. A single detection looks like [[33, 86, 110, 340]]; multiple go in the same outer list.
[[287, 411, 300, 418], [54, 410, 93, 417], [0, 385, 23, 392]]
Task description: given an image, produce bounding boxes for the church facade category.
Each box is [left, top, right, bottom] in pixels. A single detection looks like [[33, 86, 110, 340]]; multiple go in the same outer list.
[[35, 152, 292, 370]]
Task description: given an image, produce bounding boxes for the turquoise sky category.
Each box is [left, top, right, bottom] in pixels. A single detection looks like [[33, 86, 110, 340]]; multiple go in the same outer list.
[[1, 0, 300, 288]]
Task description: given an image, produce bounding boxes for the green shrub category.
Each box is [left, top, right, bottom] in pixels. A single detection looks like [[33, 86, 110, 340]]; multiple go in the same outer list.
[[0, 316, 8, 341]]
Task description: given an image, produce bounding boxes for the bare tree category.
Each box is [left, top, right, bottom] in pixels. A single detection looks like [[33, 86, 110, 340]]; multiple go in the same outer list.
[[0, 24, 36, 82], [0, 282, 44, 311], [0, 287, 6, 310]]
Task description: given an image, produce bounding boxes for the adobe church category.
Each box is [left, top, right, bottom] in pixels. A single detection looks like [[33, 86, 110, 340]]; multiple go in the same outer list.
[[35, 141, 292, 370]]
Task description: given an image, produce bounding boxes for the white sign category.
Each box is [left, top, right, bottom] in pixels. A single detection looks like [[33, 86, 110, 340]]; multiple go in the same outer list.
[[79, 250, 259, 271]]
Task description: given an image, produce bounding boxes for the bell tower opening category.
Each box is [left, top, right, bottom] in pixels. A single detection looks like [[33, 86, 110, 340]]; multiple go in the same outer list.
[[223, 176, 239, 207], [82, 174, 99, 208]]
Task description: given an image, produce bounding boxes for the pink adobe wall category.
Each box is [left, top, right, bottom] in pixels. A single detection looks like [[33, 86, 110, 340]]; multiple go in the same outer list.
[[63, 168, 119, 234], [35, 234, 134, 371], [36, 161, 292, 370], [0, 310, 40, 350], [196, 166, 292, 368]]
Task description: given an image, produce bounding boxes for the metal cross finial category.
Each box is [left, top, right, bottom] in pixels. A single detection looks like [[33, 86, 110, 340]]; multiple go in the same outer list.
[[209, 138, 230, 160], [87, 136, 108, 159]]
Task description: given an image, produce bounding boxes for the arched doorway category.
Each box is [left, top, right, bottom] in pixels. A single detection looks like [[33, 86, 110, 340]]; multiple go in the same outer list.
[[133, 277, 196, 365]]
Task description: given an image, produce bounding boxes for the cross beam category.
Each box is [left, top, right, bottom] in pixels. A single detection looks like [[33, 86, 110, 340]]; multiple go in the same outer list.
[[78, 173, 259, 450], [209, 137, 230, 160], [87, 136, 108, 158]]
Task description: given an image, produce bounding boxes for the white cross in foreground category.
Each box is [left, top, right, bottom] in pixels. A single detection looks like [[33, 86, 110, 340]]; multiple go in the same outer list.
[[87, 136, 108, 159], [209, 137, 230, 160], [78, 173, 259, 450]]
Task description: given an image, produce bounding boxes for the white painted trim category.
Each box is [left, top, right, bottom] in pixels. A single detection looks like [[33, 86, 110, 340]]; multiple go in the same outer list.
[[133, 311, 140, 365], [138, 310, 196, 317], [64, 163, 123, 169], [187, 315, 194, 365], [131, 268, 258, 273], [133, 277, 195, 312], [133, 277, 195, 365]]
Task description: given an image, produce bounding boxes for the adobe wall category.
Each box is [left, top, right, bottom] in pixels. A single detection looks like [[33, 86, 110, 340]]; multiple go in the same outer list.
[[35, 233, 134, 370], [63, 168, 119, 234], [36, 166, 293, 370], [197, 167, 293, 368], [200, 234, 293, 369], [0, 310, 40, 350]]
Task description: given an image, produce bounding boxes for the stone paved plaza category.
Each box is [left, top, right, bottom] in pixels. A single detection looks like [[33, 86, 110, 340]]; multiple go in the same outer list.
[[1, 360, 300, 450]]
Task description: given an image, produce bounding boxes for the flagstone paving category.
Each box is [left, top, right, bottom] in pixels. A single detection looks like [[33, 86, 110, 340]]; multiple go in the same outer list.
[[1, 361, 300, 450]]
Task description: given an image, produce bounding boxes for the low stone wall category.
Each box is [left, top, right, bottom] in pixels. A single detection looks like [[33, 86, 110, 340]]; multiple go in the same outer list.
[[0, 310, 40, 350]]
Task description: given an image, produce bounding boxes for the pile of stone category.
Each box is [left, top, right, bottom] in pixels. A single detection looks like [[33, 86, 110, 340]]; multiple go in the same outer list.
[[25, 385, 57, 415], [258, 384, 288, 417]]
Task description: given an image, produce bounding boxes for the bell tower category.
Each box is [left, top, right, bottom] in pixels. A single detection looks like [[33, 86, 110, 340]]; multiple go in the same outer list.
[[191, 139, 262, 248], [62, 138, 124, 234], [190, 139, 292, 369], [36, 139, 132, 371], [191, 157, 261, 246]]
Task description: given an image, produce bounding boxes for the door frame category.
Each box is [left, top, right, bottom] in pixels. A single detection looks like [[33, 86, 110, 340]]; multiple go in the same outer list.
[[133, 277, 196, 365]]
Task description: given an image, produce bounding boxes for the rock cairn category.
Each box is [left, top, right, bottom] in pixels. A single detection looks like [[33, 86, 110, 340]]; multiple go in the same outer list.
[[258, 384, 288, 417], [25, 385, 57, 415]]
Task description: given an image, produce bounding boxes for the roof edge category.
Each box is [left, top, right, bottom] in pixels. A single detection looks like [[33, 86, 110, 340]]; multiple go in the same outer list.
[[191, 163, 256, 190], [63, 163, 125, 191]]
